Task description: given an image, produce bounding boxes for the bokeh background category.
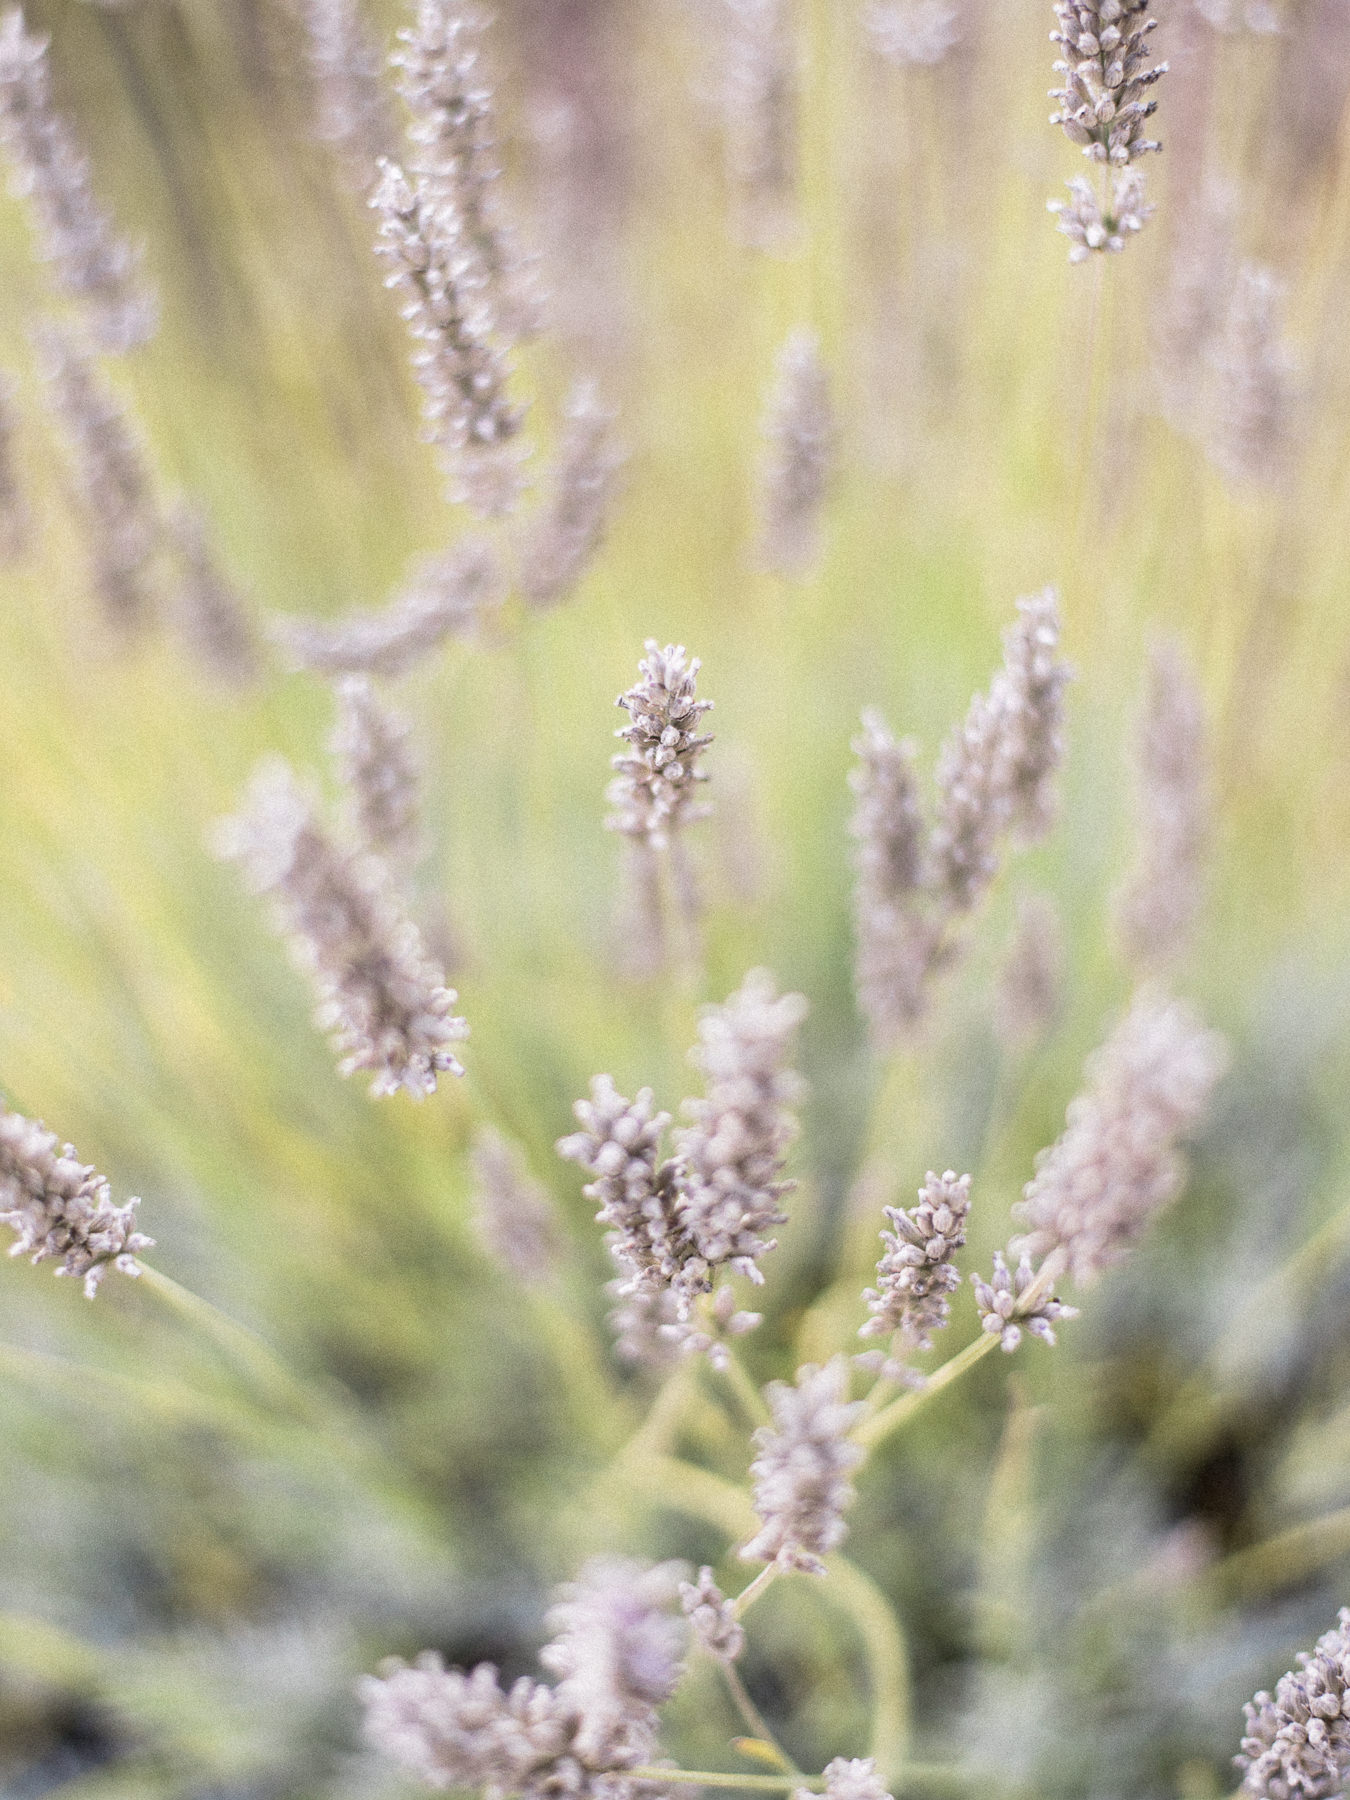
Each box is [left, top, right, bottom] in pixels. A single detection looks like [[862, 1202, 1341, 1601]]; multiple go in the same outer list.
[[4, 0, 1350, 1794]]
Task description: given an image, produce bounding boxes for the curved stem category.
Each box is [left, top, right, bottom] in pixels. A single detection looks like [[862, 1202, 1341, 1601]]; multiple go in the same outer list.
[[823, 1552, 912, 1777], [732, 1561, 781, 1621], [853, 1331, 1001, 1451], [722, 1663, 802, 1777], [718, 1341, 772, 1429]]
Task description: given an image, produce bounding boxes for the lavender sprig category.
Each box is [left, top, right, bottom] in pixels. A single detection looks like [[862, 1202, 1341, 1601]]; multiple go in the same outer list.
[[859, 1169, 971, 1379], [0, 1101, 152, 1297], [216, 759, 467, 1097], [0, 7, 155, 350], [331, 675, 423, 871], [1237, 1607, 1350, 1799], [971, 1250, 1077, 1352], [756, 328, 834, 580], [741, 1356, 865, 1573], [517, 380, 625, 612]]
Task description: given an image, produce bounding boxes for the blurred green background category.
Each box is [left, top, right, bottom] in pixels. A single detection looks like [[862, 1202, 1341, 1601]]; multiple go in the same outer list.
[[3, 0, 1350, 1794]]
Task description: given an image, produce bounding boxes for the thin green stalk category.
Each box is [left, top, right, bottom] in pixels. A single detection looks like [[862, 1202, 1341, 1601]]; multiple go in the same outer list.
[[823, 1552, 912, 1776], [722, 1663, 801, 1777], [627, 1767, 807, 1791], [717, 1341, 771, 1428], [732, 1561, 781, 1621], [853, 1330, 1001, 1450]]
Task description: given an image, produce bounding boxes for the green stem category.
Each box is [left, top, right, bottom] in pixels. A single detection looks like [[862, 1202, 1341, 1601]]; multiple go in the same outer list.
[[718, 1344, 771, 1428], [823, 1552, 912, 1776], [136, 1264, 332, 1427], [722, 1663, 801, 1777], [732, 1562, 781, 1620], [627, 1769, 809, 1791], [1202, 1504, 1350, 1606], [853, 1331, 1001, 1450]]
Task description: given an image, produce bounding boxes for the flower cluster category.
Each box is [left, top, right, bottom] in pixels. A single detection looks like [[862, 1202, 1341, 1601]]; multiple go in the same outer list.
[[392, 0, 542, 346], [859, 1169, 972, 1379], [756, 328, 834, 580], [971, 1251, 1077, 1353], [371, 156, 525, 516], [721, 0, 799, 250], [331, 675, 423, 871], [517, 380, 625, 612], [0, 1102, 152, 1297], [361, 1557, 687, 1797], [0, 6, 155, 350], [167, 501, 259, 688], [559, 971, 806, 1360], [850, 591, 1071, 1042], [216, 759, 467, 1097], [272, 535, 503, 678], [605, 642, 715, 851], [679, 1567, 744, 1663], [741, 1357, 865, 1573], [1013, 986, 1227, 1284], [1237, 1608, 1350, 1799]]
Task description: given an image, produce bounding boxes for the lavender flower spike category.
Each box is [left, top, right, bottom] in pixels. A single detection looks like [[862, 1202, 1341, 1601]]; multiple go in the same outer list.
[[1048, 169, 1153, 263], [539, 1557, 687, 1768], [0, 1101, 153, 1297], [470, 1125, 561, 1288], [860, 1169, 971, 1366], [301, 0, 397, 191], [674, 969, 808, 1288], [272, 535, 503, 678], [331, 675, 423, 871], [360, 1656, 571, 1795], [35, 322, 160, 635], [680, 1567, 745, 1662], [168, 500, 259, 687], [797, 1759, 895, 1800], [1209, 263, 1297, 489], [1114, 637, 1210, 975], [1049, 1, 1167, 168], [216, 758, 467, 1097], [757, 328, 834, 580], [848, 708, 932, 1043], [741, 1356, 865, 1573], [1013, 987, 1227, 1285], [1237, 1607, 1350, 1799], [0, 7, 156, 350], [557, 1074, 680, 1299], [392, 0, 543, 345], [605, 642, 714, 852], [721, 0, 799, 251], [371, 155, 525, 516], [517, 380, 625, 612], [971, 1250, 1077, 1353]]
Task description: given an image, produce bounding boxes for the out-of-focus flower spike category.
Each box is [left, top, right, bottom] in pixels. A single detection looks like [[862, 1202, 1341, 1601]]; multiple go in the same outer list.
[[331, 674, 423, 871], [756, 328, 834, 581]]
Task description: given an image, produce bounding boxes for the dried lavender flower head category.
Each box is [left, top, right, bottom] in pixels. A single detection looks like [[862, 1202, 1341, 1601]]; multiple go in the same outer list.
[[848, 709, 932, 1043], [392, 0, 543, 346], [863, 1, 960, 66], [1049, 1, 1167, 167], [1048, 168, 1154, 262], [1208, 262, 1297, 489], [517, 380, 625, 612], [860, 1169, 971, 1360], [674, 968, 808, 1286], [800, 1758, 895, 1800], [721, 0, 799, 250], [679, 1567, 745, 1663], [167, 499, 259, 687], [34, 320, 160, 635], [272, 535, 504, 679], [1236, 1607, 1350, 1799], [756, 327, 834, 580], [1013, 986, 1227, 1285], [605, 642, 714, 851], [0, 1100, 153, 1296], [469, 1125, 561, 1288], [1114, 637, 1210, 975], [331, 675, 423, 871], [360, 1654, 565, 1795], [301, 0, 397, 190], [371, 155, 526, 518], [971, 1250, 1078, 1352], [995, 892, 1064, 1046], [741, 1355, 865, 1573], [539, 1557, 688, 1766], [216, 758, 468, 1097], [0, 7, 156, 350]]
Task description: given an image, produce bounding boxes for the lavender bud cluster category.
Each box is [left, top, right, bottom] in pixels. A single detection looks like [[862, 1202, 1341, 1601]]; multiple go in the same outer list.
[[679, 1567, 745, 1662], [372, 155, 525, 516], [1237, 1608, 1350, 1799], [741, 1356, 865, 1572], [859, 1169, 972, 1373], [216, 758, 467, 1097], [331, 675, 423, 871], [851, 591, 1070, 1043], [605, 642, 714, 851], [469, 1127, 561, 1288], [392, 0, 543, 347], [1013, 985, 1227, 1284], [0, 7, 155, 351], [517, 380, 625, 612], [272, 535, 503, 678], [756, 328, 834, 581], [971, 1250, 1077, 1352], [361, 1557, 687, 1796], [1, 1101, 152, 1297]]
